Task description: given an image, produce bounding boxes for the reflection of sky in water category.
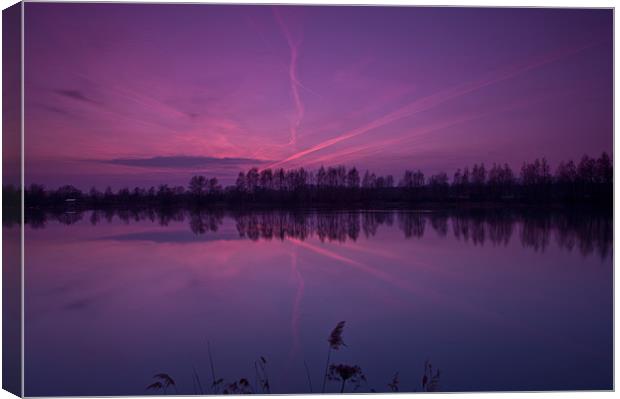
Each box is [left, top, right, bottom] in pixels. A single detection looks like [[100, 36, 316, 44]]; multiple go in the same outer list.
[[24, 211, 612, 395], [3, 227, 21, 395]]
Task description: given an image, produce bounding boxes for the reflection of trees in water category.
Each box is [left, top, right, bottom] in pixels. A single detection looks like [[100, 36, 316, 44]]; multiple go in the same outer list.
[[25, 209, 83, 228], [397, 212, 426, 238], [552, 213, 613, 259], [25, 209, 47, 229], [190, 211, 223, 235], [430, 214, 448, 238], [447, 211, 516, 247], [486, 214, 514, 247], [363, 212, 393, 238], [317, 212, 356, 242], [232, 211, 363, 243], [235, 211, 314, 242], [520, 216, 552, 252], [20, 207, 612, 259], [452, 214, 487, 246]]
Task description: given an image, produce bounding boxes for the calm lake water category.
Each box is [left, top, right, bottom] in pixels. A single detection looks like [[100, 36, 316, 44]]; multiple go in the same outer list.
[[21, 209, 612, 395]]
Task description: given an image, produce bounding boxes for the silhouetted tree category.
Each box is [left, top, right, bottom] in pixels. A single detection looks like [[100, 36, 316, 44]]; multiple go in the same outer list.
[[189, 175, 208, 197], [595, 152, 613, 184], [21, 153, 612, 210], [259, 169, 273, 190], [346, 167, 360, 189], [235, 172, 246, 192]]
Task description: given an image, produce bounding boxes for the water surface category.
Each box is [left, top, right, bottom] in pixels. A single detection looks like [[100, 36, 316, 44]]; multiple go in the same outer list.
[[23, 209, 612, 395]]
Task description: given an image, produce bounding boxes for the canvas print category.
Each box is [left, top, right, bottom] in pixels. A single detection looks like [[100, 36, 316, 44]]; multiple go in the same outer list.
[[1, 2, 613, 396]]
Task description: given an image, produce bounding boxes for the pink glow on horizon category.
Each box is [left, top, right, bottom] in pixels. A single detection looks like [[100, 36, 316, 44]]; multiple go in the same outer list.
[[22, 4, 612, 189]]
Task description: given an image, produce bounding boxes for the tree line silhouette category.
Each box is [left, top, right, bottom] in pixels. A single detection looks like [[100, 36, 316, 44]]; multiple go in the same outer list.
[[6, 152, 612, 209], [10, 208, 611, 260]]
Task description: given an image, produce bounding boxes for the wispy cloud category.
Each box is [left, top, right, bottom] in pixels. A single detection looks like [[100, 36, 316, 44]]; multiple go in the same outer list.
[[53, 89, 101, 105], [94, 155, 270, 170], [38, 103, 71, 116], [100, 230, 241, 243]]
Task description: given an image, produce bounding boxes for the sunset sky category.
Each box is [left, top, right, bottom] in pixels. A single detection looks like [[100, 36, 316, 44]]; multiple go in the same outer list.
[[23, 4, 612, 189]]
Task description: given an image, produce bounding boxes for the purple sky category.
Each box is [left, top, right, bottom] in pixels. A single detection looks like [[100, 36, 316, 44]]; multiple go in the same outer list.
[[23, 4, 612, 189]]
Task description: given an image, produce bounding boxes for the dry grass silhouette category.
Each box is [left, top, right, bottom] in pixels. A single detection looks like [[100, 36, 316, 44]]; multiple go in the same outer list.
[[322, 320, 346, 392], [328, 321, 346, 350], [387, 371, 400, 392], [146, 373, 177, 394], [327, 364, 366, 393], [422, 359, 441, 392], [146, 321, 441, 394], [222, 378, 252, 394], [254, 355, 271, 394]]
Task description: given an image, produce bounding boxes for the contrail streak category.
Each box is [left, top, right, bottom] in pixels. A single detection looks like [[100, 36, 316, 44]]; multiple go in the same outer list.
[[267, 41, 596, 169], [289, 247, 304, 358], [274, 8, 304, 147], [288, 237, 412, 291], [302, 111, 486, 168], [287, 237, 564, 333], [298, 89, 559, 168]]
